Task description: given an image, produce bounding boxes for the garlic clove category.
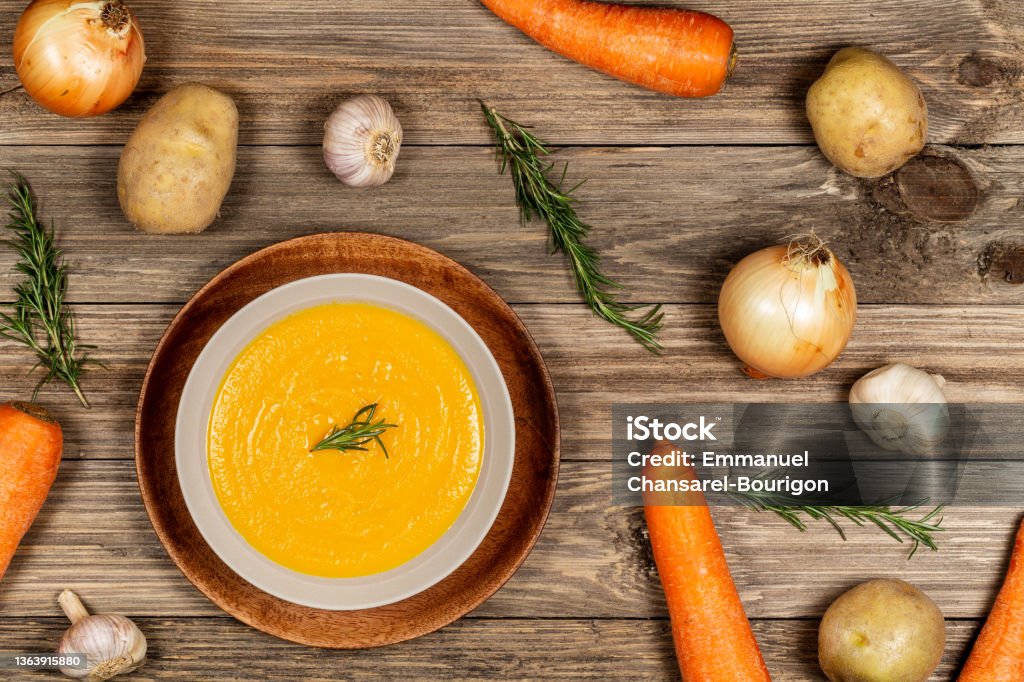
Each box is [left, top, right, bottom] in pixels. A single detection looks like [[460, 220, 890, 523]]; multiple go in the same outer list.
[[56, 590, 147, 682], [323, 94, 403, 187], [849, 363, 950, 456]]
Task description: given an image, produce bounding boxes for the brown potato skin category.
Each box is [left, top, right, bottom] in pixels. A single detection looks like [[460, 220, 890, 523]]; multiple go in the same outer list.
[[819, 578, 945, 682], [118, 84, 239, 234], [807, 47, 927, 178]]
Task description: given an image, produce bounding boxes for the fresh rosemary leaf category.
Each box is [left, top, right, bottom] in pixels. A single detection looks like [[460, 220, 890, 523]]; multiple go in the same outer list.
[[480, 102, 664, 352], [732, 486, 944, 558], [1, 173, 98, 407], [311, 403, 397, 459]]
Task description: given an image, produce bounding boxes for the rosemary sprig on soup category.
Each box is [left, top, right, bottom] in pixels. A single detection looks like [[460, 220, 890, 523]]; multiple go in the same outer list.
[[207, 302, 484, 577], [311, 403, 397, 459]]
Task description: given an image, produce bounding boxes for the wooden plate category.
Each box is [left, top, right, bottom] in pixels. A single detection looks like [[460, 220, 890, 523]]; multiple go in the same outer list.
[[135, 233, 560, 648]]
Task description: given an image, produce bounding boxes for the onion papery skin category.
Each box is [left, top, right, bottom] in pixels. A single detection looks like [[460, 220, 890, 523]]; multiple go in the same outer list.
[[718, 244, 857, 378], [13, 0, 146, 118]]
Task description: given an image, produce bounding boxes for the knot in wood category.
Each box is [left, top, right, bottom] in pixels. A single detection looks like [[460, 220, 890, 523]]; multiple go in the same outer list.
[[891, 155, 980, 223]]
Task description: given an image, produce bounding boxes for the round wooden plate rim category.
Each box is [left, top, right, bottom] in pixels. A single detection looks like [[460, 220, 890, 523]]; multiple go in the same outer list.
[[134, 232, 560, 648]]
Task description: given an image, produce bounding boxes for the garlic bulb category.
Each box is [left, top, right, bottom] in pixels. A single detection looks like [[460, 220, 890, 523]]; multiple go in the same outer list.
[[56, 590, 147, 681], [848, 363, 949, 456], [323, 95, 403, 187]]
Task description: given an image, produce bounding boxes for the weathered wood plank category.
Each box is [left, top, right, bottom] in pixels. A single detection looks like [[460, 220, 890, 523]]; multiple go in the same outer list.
[[0, 460, 1017, 621], [0, 617, 979, 681], [0, 0, 1020, 145], [0, 146, 1022, 305], [1, 304, 1022, 459]]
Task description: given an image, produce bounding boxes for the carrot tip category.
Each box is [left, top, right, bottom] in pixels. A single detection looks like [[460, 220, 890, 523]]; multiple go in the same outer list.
[[8, 401, 55, 424]]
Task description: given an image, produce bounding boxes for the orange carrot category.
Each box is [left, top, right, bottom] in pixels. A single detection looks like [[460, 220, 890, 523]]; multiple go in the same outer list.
[[0, 401, 63, 581], [959, 518, 1024, 682], [478, 0, 735, 98], [643, 440, 771, 681]]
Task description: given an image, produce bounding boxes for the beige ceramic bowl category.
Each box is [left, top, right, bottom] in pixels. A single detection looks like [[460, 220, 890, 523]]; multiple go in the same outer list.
[[175, 274, 515, 610]]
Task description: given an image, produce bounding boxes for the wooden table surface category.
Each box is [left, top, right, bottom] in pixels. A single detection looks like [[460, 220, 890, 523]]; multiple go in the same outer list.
[[1, 1, 1023, 680]]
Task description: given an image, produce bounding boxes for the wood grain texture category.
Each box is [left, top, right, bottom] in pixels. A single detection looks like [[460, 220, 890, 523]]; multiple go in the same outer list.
[[0, 617, 979, 681], [1, 304, 1021, 459], [0, 0, 1021, 145], [1, 460, 1019, 621], [0, 145, 1022, 306]]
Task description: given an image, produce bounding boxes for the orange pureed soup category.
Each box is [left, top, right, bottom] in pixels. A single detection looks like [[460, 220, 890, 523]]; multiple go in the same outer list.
[[207, 302, 484, 578]]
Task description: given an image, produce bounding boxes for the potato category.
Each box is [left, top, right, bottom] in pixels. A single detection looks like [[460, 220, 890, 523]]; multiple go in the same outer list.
[[819, 579, 945, 682], [807, 47, 927, 178], [118, 84, 238, 234]]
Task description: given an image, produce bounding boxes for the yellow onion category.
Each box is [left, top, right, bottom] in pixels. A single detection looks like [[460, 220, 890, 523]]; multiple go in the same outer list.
[[718, 237, 857, 378], [14, 0, 145, 118]]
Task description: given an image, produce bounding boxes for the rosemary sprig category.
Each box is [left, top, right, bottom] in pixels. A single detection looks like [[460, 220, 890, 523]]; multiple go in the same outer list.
[[732, 486, 944, 558], [480, 102, 664, 352], [1, 174, 97, 407], [311, 403, 397, 459]]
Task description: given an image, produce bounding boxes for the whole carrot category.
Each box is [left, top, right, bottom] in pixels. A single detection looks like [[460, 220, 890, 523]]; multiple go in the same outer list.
[[0, 401, 63, 580], [959, 518, 1024, 682], [643, 441, 771, 681], [478, 0, 735, 97]]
